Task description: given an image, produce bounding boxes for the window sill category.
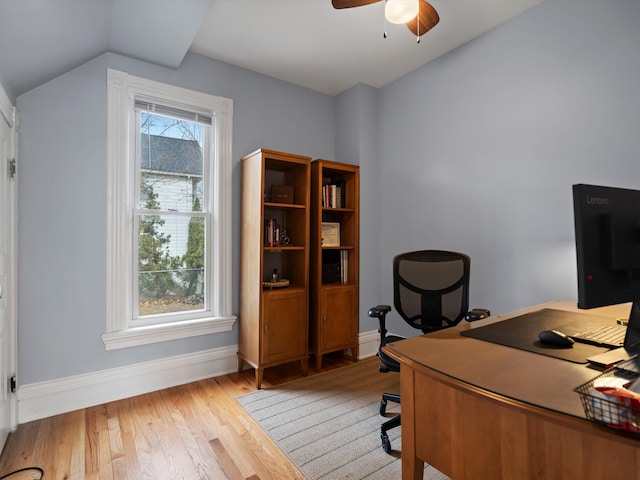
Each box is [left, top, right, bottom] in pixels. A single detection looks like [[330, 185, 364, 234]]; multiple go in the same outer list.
[[102, 315, 237, 350]]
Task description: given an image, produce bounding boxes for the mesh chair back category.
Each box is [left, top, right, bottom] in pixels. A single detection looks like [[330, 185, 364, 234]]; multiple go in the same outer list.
[[393, 250, 470, 333]]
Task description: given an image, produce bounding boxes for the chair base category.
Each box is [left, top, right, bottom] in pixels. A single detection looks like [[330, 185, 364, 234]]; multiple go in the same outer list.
[[380, 393, 401, 453]]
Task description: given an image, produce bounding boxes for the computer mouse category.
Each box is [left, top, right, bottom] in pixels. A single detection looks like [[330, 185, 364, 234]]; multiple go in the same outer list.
[[538, 329, 575, 347]]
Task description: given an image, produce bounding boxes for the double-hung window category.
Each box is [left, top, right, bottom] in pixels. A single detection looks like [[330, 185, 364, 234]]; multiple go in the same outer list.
[[104, 69, 235, 350]]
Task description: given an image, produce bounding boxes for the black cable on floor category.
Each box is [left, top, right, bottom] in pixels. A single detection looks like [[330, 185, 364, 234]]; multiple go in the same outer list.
[[0, 467, 44, 479]]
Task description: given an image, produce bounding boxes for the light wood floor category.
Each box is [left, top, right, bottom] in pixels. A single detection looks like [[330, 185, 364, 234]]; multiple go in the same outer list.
[[0, 353, 359, 480]]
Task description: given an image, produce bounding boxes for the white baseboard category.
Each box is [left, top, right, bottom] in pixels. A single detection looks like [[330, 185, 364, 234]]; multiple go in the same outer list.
[[17, 331, 382, 424], [358, 329, 381, 359], [18, 345, 239, 424]]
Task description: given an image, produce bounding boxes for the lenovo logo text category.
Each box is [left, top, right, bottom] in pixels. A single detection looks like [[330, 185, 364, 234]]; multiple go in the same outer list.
[[586, 195, 609, 205]]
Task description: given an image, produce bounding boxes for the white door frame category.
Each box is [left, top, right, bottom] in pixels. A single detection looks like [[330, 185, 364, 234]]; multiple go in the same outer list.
[[0, 82, 18, 437]]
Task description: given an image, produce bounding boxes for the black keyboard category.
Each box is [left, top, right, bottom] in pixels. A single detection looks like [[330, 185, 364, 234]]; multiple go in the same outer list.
[[571, 324, 626, 348]]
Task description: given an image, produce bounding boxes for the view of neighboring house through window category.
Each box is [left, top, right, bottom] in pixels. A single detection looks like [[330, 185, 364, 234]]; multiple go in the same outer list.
[[104, 69, 235, 350], [136, 109, 207, 318]]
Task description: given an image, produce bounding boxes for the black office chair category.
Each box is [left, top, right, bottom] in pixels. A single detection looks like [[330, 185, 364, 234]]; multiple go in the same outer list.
[[368, 250, 489, 453]]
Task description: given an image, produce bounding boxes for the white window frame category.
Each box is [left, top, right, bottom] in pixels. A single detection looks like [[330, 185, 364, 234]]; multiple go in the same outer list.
[[103, 69, 235, 350]]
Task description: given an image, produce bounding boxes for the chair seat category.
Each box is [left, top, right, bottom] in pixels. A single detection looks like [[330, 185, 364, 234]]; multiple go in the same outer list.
[[382, 334, 405, 345], [379, 334, 404, 372]]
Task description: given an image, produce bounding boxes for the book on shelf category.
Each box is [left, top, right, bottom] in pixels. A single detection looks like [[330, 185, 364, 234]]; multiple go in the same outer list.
[[340, 249, 348, 283], [264, 218, 280, 247], [321, 249, 348, 284], [322, 181, 345, 208]]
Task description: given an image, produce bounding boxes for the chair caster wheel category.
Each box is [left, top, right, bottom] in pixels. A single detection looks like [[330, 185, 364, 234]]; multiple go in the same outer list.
[[381, 432, 391, 454], [379, 399, 387, 416]]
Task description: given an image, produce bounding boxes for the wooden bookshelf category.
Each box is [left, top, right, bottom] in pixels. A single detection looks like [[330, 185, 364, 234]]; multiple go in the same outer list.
[[239, 149, 311, 388], [309, 159, 359, 370]]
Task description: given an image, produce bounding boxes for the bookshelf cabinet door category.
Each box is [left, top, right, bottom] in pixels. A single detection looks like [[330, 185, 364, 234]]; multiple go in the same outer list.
[[262, 291, 308, 364], [320, 286, 357, 352]]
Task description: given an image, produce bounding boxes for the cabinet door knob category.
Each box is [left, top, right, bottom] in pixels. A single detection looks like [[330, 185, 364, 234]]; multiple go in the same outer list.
[[322, 316, 327, 323], [264, 325, 269, 332]]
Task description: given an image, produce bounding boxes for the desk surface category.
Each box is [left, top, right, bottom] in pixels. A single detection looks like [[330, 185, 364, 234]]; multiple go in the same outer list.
[[385, 300, 631, 418], [383, 301, 640, 480]]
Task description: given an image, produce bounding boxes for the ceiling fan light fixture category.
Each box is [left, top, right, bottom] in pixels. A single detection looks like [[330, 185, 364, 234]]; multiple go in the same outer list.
[[384, 0, 419, 24]]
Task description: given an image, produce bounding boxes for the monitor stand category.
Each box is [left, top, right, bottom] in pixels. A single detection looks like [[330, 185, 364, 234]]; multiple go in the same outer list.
[[623, 300, 640, 354]]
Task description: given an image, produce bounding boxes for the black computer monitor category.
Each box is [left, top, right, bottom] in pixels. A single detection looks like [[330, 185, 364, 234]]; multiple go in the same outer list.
[[573, 183, 640, 353]]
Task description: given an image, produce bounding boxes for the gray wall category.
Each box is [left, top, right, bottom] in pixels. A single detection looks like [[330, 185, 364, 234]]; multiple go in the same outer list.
[[334, 83, 381, 333], [15, 0, 640, 384], [376, 0, 640, 337], [16, 52, 335, 384]]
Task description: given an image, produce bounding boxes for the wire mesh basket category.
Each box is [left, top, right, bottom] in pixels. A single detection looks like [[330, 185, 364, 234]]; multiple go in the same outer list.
[[574, 356, 640, 436]]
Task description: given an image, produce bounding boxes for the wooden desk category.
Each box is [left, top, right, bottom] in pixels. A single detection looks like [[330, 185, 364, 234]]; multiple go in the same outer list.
[[383, 301, 640, 480]]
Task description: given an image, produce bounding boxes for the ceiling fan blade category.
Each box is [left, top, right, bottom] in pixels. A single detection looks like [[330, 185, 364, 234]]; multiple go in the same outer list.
[[332, 0, 381, 9], [406, 0, 439, 37]]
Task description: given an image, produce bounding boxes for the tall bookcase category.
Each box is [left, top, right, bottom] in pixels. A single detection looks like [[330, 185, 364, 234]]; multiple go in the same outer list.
[[239, 149, 311, 388], [309, 159, 359, 370]]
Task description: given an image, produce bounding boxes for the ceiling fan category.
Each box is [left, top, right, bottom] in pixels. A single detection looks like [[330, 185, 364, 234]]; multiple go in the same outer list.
[[331, 0, 440, 41]]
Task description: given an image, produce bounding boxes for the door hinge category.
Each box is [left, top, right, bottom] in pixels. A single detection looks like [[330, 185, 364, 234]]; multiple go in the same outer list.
[[7, 159, 16, 179], [8, 375, 16, 394]]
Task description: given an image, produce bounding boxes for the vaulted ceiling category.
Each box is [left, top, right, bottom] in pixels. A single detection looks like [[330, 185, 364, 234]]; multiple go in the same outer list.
[[0, 0, 543, 98]]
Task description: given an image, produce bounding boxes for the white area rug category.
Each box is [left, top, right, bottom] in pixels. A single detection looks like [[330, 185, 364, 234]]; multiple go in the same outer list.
[[237, 358, 449, 480]]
